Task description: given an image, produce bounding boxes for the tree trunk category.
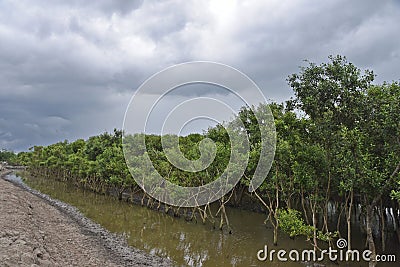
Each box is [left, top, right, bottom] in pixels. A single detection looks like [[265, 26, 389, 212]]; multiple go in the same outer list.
[[396, 207, 400, 245], [380, 201, 386, 252], [322, 171, 331, 233], [346, 189, 354, 251], [366, 204, 377, 267], [233, 184, 246, 207], [301, 188, 310, 225], [251, 188, 279, 245], [310, 198, 318, 252], [273, 223, 278, 246], [336, 202, 344, 238]]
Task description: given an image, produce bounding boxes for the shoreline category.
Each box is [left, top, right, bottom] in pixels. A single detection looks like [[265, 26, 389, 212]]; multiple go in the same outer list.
[[0, 170, 173, 266]]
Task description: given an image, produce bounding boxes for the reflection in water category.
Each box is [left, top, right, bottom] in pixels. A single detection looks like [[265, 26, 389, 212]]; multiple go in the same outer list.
[[20, 174, 398, 267]]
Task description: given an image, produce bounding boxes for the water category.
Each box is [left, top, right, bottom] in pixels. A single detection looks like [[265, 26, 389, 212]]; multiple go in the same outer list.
[[16, 174, 399, 266], [4, 173, 24, 184]]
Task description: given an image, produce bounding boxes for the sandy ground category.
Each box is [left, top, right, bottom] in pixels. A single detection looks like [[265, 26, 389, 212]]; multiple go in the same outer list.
[[0, 170, 172, 267]]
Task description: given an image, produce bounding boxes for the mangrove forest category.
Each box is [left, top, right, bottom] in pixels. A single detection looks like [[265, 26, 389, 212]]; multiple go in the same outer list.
[[12, 56, 400, 266]]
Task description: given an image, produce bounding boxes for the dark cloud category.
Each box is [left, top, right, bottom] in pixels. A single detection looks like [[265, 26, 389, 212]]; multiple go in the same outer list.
[[0, 0, 399, 151]]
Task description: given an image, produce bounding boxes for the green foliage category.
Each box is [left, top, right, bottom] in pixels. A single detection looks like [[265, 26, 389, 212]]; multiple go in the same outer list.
[[391, 181, 400, 203], [0, 149, 16, 163], [277, 209, 314, 238], [277, 209, 337, 242]]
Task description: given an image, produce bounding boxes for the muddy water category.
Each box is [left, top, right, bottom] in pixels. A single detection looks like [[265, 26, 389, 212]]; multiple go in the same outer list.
[[21, 175, 398, 267]]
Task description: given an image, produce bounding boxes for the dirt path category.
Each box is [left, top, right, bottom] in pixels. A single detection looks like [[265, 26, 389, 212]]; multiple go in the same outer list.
[[0, 171, 172, 266]]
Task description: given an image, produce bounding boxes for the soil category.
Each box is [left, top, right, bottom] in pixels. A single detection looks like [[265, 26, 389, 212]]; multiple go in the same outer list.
[[0, 170, 173, 267]]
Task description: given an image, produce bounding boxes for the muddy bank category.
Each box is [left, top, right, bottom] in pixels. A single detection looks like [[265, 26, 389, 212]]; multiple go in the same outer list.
[[0, 170, 173, 266]]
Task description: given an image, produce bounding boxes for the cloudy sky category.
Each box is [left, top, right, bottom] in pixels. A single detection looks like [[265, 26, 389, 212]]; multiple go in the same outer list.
[[1, 0, 399, 151]]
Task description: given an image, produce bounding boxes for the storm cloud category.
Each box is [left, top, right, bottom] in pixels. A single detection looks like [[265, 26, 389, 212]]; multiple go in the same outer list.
[[1, 0, 399, 151]]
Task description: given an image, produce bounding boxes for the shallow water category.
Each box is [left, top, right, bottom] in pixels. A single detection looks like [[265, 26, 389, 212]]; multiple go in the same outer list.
[[18, 174, 399, 267]]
